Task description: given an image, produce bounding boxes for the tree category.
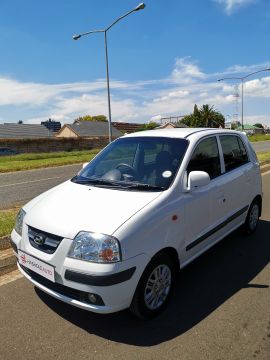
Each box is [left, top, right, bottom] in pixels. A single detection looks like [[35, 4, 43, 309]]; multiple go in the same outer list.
[[253, 123, 264, 129], [181, 104, 225, 128], [74, 115, 107, 123], [136, 122, 159, 132]]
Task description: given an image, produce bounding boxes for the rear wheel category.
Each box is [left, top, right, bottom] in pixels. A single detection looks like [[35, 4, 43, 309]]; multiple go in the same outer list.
[[130, 253, 176, 319], [243, 200, 260, 234]]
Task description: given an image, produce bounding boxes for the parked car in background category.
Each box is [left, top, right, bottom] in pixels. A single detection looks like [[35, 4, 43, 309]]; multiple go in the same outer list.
[[11, 128, 262, 319], [0, 148, 17, 156]]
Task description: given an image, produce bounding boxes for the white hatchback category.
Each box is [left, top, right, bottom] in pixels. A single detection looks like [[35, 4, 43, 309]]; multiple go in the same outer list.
[[11, 128, 262, 319]]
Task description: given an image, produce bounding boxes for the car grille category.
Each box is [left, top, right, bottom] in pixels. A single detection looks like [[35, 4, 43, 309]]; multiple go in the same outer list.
[[28, 226, 64, 254], [20, 264, 83, 301]]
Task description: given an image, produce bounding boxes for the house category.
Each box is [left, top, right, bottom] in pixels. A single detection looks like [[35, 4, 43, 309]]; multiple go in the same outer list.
[[156, 122, 188, 129], [0, 123, 51, 138], [41, 119, 61, 133], [236, 124, 264, 135], [55, 121, 122, 138], [111, 122, 142, 133]]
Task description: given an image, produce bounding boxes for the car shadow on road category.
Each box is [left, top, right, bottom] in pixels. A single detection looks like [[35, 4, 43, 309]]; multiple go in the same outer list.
[[36, 219, 270, 346]]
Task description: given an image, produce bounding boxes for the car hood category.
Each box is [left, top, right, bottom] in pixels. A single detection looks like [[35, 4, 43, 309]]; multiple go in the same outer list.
[[24, 180, 162, 239]]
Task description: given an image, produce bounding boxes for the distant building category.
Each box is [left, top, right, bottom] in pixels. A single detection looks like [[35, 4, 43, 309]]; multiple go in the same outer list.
[[160, 116, 185, 125], [56, 121, 122, 138], [156, 122, 188, 129], [236, 124, 265, 135], [0, 123, 51, 139], [41, 119, 61, 133], [111, 122, 142, 133]]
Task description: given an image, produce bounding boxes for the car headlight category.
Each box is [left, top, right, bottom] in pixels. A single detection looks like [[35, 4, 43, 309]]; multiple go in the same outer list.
[[14, 208, 26, 236], [68, 231, 121, 263]]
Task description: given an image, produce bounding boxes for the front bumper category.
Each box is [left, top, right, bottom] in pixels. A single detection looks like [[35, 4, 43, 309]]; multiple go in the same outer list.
[[11, 229, 150, 314]]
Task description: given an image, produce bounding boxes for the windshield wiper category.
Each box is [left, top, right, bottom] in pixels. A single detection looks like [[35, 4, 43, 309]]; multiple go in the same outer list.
[[123, 182, 165, 191], [71, 177, 122, 188], [72, 177, 165, 191]]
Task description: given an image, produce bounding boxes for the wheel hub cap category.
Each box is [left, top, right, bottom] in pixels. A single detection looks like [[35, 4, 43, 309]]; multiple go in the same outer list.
[[144, 264, 171, 310]]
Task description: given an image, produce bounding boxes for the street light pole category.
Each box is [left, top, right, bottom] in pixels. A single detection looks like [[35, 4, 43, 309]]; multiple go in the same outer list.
[[104, 30, 112, 141], [73, 3, 146, 143], [218, 68, 270, 131]]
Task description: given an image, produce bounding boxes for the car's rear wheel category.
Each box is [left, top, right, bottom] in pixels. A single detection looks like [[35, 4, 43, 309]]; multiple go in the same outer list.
[[130, 253, 176, 319], [243, 200, 260, 234]]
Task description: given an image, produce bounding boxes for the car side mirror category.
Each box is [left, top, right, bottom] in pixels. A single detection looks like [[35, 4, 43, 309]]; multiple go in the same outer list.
[[188, 171, 210, 191]]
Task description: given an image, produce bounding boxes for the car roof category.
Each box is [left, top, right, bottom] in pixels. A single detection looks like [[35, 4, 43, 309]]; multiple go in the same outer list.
[[122, 128, 242, 140]]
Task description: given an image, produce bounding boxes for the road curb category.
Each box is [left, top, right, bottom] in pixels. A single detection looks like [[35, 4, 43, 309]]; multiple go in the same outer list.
[[260, 163, 270, 173], [0, 248, 17, 276], [0, 235, 12, 251]]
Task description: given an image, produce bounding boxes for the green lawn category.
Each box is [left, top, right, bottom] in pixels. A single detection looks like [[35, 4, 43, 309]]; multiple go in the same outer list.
[[257, 151, 270, 165], [0, 149, 101, 173], [248, 134, 270, 142], [0, 208, 19, 237]]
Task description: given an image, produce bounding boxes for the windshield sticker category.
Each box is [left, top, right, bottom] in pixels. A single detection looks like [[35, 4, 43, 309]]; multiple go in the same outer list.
[[162, 171, 172, 178]]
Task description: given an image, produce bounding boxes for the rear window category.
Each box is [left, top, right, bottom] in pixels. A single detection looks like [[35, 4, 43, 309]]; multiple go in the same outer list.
[[220, 135, 249, 172]]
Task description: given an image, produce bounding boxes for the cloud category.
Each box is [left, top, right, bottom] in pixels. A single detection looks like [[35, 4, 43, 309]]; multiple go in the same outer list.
[[1, 57, 270, 127], [170, 57, 206, 83], [214, 0, 258, 15]]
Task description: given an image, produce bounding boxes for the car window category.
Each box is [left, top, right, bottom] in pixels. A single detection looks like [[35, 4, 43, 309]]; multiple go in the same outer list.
[[94, 143, 137, 176], [144, 144, 170, 165], [187, 137, 221, 179], [77, 137, 189, 190], [220, 135, 249, 172]]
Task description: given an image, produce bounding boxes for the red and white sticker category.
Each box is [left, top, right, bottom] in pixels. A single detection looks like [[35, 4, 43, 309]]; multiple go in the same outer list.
[[18, 250, 55, 282]]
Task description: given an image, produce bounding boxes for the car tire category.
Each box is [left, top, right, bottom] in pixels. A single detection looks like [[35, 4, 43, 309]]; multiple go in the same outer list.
[[243, 199, 260, 235], [130, 252, 176, 320]]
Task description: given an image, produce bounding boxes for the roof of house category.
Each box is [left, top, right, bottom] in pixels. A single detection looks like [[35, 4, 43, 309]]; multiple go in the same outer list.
[[63, 121, 123, 137], [236, 124, 261, 130], [111, 122, 142, 133], [156, 122, 188, 129], [0, 124, 51, 138]]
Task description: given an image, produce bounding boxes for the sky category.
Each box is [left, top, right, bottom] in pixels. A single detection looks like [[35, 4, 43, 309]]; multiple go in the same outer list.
[[0, 0, 270, 126]]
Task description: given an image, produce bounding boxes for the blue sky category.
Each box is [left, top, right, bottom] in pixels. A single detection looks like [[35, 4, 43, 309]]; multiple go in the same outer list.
[[1, 0, 270, 126]]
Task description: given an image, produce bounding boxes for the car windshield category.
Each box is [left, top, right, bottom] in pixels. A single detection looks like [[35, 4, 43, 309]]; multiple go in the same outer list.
[[72, 136, 189, 191]]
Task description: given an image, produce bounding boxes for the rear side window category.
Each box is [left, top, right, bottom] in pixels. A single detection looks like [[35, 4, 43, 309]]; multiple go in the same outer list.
[[220, 135, 249, 172], [187, 137, 221, 179]]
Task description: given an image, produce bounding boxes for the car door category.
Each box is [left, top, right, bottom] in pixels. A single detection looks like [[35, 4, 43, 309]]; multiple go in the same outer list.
[[217, 134, 251, 228], [181, 135, 224, 263]]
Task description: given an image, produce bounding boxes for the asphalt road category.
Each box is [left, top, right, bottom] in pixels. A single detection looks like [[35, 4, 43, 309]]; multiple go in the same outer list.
[[0, 164, 82, 209], [252, 140, 270, 153], [0, 171, 270, 360]]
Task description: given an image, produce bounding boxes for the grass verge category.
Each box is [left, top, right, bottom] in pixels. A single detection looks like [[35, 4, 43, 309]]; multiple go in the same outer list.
[[0, 149, 101, 173], [0, 208, 19, 238], [249, 134, 270, 142], [258, 151, 270, 165]]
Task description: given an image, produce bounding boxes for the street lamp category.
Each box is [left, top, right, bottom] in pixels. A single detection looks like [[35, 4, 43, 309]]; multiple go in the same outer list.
[[218, 68, 270, 131], [73, 3, 146, 143]]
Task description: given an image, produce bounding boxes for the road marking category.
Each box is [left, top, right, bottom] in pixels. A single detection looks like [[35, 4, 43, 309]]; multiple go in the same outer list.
[[262, 170, 270, 176], [0, 176, 62, 188]]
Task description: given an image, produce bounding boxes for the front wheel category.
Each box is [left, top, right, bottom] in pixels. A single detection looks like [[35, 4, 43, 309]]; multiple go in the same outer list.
[[243, 200, 260, 234], [130, 253, 176, 319]]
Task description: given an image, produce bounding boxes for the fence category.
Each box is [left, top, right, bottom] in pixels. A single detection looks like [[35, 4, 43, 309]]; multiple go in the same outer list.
[[0, 137, 114, 153]]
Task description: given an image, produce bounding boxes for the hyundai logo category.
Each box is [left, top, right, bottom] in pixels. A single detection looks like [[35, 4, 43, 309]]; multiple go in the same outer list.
[[33, 234, 46, 246]]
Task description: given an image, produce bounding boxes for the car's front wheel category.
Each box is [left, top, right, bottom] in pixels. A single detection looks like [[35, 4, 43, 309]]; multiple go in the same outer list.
[[130, 252, 176, 319]]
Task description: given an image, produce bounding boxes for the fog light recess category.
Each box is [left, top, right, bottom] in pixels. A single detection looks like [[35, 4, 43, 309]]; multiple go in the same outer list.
[[81, 292, 105, 306]]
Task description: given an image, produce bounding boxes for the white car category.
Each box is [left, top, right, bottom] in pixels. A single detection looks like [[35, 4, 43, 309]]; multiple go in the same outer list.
[[11, 128, 262, 319]]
